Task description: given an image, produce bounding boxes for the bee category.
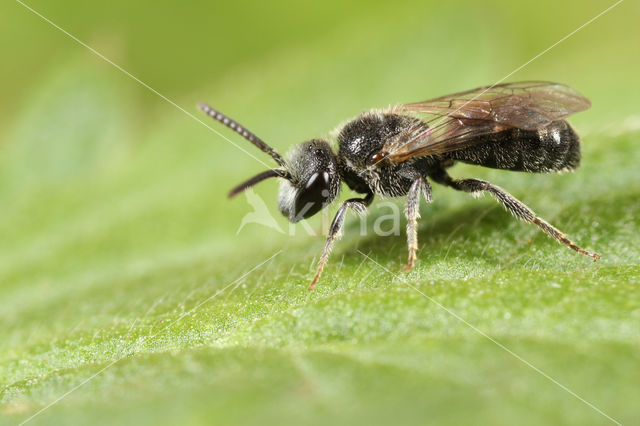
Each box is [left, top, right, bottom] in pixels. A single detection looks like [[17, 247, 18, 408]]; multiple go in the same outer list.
[[199, 81, 600, 290]]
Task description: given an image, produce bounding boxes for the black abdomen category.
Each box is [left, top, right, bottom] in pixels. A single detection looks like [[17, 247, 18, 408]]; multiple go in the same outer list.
[[446, 120, 581, 173]]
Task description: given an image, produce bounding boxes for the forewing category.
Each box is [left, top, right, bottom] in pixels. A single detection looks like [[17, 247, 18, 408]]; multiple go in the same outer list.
[[382, 117, 506, 162], [400, 81, 590, 129], [383, 81, 590, 162]]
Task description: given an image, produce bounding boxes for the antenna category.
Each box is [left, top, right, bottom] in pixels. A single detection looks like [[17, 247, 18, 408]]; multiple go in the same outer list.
[[228, 169, 292, 198], [198, 102, 287, 167]]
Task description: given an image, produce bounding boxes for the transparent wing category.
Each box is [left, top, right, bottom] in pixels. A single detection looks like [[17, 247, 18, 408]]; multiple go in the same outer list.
[[382, 117, 505, 162], [382, 81, 590, 162]]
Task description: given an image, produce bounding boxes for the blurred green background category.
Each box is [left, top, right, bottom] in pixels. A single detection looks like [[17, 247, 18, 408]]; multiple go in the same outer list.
[[1, 0, 639, 425]]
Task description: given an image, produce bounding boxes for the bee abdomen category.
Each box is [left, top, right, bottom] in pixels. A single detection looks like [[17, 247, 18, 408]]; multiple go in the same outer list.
[[447, 120, 581, 173]]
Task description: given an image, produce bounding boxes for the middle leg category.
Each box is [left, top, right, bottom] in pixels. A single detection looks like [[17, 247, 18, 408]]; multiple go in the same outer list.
[[404, 176, 432, 270]]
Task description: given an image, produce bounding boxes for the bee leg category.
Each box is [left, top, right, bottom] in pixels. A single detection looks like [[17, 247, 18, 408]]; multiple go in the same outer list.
[[429, 169, 600, 260], [309, 192, 374, 290], [404, 176, 432, 271]]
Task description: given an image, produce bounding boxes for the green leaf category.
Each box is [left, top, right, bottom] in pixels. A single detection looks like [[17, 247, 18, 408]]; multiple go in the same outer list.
[[2, 1, 639, 425]]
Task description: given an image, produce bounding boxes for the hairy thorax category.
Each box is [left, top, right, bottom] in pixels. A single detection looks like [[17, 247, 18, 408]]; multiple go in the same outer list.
[[337, 112, 440, 196]]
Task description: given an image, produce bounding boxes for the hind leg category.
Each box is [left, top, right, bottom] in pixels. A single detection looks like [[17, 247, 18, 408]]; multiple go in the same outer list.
[[429, 169, 600, 260]]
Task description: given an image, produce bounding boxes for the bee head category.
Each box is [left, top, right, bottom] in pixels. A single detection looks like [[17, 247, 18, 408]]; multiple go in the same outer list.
[[277, 139, 340, 222], [199, 103, 339, 222]]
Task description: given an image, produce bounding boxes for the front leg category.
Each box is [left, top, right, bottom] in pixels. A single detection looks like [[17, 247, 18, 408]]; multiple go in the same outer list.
[[309, 192, 374, 290], [405, 177, 432, 270]]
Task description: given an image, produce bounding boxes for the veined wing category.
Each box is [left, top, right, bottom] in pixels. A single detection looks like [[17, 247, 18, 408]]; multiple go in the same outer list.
[[381, 81, 590, 163]]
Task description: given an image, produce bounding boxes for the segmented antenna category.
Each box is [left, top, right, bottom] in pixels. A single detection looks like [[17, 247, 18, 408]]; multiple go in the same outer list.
[[198, 102, 287, 167], [228, 169, 292, 199]]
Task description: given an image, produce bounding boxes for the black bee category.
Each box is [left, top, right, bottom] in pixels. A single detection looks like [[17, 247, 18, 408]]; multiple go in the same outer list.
[[199, 81, 600, 290]]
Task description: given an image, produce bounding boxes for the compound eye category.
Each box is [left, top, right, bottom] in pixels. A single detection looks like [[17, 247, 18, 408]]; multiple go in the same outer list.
[[292, 171, 331, 221]]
